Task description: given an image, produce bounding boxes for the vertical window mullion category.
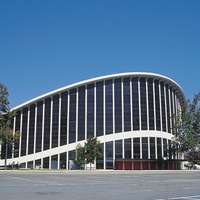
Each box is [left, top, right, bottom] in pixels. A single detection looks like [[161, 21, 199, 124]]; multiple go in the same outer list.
[[34, 105, 37, 154], [146, 79, 149, 130], [159, 82, 162, 132], [50, 97, 53, 149], [94, 83, 96, 137], [76, 88, 78, 142], [112, 79, 115, 134], [121, 78, 124, 132], [138, 78, 141, 130], [85, 85, 88, 140], [130, 78, 133, 131], [58, 94, 61, 146], [26, 107, 30, 156]]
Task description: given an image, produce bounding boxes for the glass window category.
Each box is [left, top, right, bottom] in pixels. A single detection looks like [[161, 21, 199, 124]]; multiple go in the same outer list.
[[44, 98, 51, 150], [69, 89, 77, 143], [157, 138, 162, 159], [163, 139, 167, 158], [114, 79, 122, 133], [60, 91, 68, 146], [87, 84, 94, 138], [115, 140, 122, 158], [170, 87, 174, 133], [142, 137, 148, 159], [96, 82, 104, 136], [60, 152, 66, 169], [52, 95, 59, 148], [105, 80, 113, 134], [21, 107, 28, 156], [78, 86, 85, 141], [27, 161, 33, 169], [51, 154, 58, 169], [140, 78, 147, 130], [168, 140, 172, 159], [124, 138, 131, 158], [174, 91, 177, 116], [165, 85, 171, 133], [154, 80, 161, 131], [43, 157, 49, 169], [161, 82, 166, 132], [133, 138, 140, 159], [14, 110, 21, 158], [35, 159, 41, 169], [148, 79, 154, 130], [68, 150, 75, 169], [170, 87, 175, 133], [150, 137, 155, 159], [132, 78, 139, 130], [106, 142, 113, 169], [36, 101, 43, 153], [96, 143, 104, 169], [28, 104, 35, 155], [123, 78, 131, 131]]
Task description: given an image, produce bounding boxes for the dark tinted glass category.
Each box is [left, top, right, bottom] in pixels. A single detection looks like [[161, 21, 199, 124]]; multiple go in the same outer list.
[[133, 137, 140, 159], [106, 141, 113, 169], [114, 79, 122, 133], [69, 89, 77, 143], [140, 78, 147, 130], [21, 107, 28, 156], [36, 101, 43, 153], [52, 95, 59, 148], [87, 84, 94, 138], [115, 140, 122, 158], [132, 78, 139, 130], [78, 86, 85, 141], [105, 80, 113, 134], [124, 138, 131, 158], [154, 80, 161, 131], [148, 79, 154, 130], [142, 137, 148, 159], [60, 91, 68, 145], [123, 78, 131, 131], [96, 82, 104, 136], [28, 104, 35, 154], [44, 98, 51, 150]]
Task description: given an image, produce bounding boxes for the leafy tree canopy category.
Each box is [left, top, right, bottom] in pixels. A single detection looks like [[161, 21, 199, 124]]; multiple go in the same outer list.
[[173, 92, 200, 167], [0, 83, 9, 115], [72, 144, 86, 170], [84, 136, 103, 164], [72, 137, 102, 170], [0, 83, 19, 158]]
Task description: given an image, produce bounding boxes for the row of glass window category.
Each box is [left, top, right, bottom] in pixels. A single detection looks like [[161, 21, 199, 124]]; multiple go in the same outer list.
[[18, 137, 178, 170], [11, 77, 181, 157]]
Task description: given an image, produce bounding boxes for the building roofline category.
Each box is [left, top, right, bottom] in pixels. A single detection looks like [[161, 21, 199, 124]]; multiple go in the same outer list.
[[12, 72, 186, 110]]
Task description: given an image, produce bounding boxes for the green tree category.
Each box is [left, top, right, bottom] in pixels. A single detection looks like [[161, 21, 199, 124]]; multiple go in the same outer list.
[[84, 136, 103, 169], [72, 143, 86, 170], [172, 92, 200, 169], [0, 83, 9, 114], [0, 83, 20, 168]]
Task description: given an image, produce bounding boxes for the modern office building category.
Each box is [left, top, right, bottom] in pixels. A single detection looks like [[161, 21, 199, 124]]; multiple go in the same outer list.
[[0, 72, 186, 170]]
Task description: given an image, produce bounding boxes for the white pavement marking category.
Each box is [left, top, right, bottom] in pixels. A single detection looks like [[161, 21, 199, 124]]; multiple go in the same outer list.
[[156, 195, 200, 200]]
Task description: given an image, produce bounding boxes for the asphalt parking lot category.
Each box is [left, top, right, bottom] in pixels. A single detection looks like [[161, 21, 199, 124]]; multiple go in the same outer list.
[[0, 170, 200, 200]]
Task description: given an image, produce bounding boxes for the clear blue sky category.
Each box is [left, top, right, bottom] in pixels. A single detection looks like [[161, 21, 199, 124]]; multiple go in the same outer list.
[[0, 0, 200, 108]]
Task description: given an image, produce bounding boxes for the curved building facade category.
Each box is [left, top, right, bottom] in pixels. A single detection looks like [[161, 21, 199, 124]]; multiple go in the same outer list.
[[0, 72, 186, 170]]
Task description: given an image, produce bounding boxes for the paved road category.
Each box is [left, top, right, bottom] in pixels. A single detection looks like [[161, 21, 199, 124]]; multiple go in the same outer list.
[[0, 170, 200, 200]]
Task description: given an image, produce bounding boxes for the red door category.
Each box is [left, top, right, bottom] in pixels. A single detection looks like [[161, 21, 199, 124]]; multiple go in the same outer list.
[[134, 162, 140, 170], [142, 162, 148, 170], [124, 161, 132, 170], [115, 161, 123, 170]]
